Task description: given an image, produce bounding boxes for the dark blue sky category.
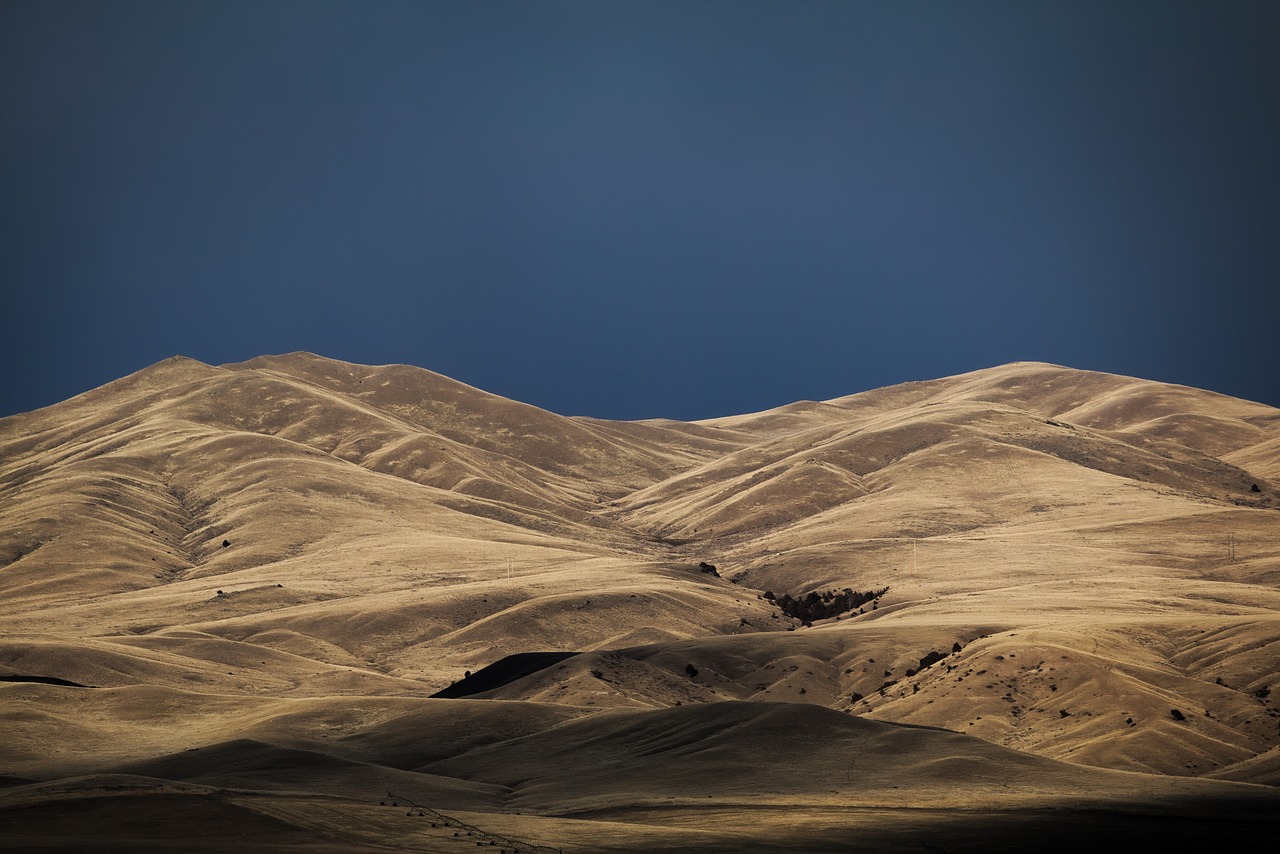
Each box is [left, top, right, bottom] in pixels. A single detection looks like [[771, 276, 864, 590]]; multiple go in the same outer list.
[[3, 0, 1278, 420]]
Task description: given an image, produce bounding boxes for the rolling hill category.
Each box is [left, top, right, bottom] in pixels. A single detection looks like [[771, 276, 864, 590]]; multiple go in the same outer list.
[[2, 353, 1277, 851]]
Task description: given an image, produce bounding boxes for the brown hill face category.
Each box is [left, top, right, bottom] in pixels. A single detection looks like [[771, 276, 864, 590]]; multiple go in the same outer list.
[[2, 353, 1278, 852]]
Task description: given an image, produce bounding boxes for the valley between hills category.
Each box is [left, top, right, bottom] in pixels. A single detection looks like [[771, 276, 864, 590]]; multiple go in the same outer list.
[[2, 353, 1278, 852]]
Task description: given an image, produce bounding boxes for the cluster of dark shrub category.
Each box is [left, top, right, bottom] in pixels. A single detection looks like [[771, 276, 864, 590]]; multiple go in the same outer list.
[[903, 643, 963, 676], [764, 586, 889, 623]]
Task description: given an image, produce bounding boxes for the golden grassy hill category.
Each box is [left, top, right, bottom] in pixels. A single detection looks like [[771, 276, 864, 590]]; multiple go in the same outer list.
[[1, 353, 1277, 851]]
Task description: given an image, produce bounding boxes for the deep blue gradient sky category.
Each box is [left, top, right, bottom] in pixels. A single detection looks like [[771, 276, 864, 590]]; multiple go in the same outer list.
[[3, 1, 1278, 420]]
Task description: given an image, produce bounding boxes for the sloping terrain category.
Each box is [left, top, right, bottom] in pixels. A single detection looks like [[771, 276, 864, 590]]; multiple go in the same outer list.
[[1, 354, 1278, 851]]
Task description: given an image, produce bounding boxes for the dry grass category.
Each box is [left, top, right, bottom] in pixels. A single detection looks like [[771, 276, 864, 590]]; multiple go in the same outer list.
[[1, 354, 1278, 850]]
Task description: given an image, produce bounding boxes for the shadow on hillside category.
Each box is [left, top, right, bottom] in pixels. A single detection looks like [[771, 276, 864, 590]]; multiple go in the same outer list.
[[430, 651, 580, 698]]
